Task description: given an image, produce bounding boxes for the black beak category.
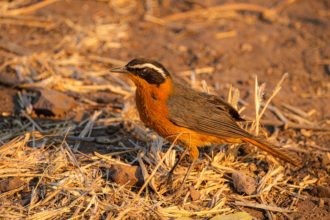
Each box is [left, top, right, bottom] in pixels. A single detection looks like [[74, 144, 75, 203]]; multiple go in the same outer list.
[[110, 66, 129, 74]]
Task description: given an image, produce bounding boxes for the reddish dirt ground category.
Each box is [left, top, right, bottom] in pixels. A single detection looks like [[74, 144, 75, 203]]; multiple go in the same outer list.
[[0, 0, 329, 219]]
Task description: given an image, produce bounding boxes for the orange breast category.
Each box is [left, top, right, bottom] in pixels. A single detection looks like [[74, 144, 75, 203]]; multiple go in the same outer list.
[[130, 76, 243, 151]]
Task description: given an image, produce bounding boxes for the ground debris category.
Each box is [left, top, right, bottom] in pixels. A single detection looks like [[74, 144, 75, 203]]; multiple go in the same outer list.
[[109, 164, 143, 187], [32, 87, 78, 117], [312, 185, 330, 198], [0, 177, 25, 193], [232, 171, 257, 195], [189, 186, 201, 201], [210, 212, 252, 220]]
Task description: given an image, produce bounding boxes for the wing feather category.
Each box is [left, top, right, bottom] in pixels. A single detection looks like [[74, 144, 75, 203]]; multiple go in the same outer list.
[[167, 83, 250, 138], [166, 83, 301, 166]]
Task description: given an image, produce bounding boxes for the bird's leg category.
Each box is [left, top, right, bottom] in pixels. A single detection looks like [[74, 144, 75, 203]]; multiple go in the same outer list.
[[173, 158, 196, 194], [165, 147, 189, 184], [173, 145, 199, 193]]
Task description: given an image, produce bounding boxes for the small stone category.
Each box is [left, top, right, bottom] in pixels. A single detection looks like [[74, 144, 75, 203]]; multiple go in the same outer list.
[[33, 88, 77, 117], [0, 177, 25, 193], [189, 186, 200, 201], [232, 171, 257, 195], [109, 165, 143, 187]]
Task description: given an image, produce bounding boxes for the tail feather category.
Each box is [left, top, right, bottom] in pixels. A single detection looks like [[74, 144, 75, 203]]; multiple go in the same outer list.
[[242, 136, 301, 167]]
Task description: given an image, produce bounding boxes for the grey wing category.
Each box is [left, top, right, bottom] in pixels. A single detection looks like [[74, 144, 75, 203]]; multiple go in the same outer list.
[[167, 84, 250, 138]]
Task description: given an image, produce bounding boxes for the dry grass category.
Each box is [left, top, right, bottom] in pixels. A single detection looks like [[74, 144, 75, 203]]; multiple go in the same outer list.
[[1, 130, 317, 219], [0, 0, 324, 219]]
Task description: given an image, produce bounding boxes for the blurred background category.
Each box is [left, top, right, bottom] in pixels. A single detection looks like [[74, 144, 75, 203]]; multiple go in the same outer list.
[[1, 0, 329, 119]]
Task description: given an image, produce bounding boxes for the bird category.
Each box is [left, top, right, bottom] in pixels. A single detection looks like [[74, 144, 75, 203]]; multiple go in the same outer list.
[[110, 58, 301, 188]]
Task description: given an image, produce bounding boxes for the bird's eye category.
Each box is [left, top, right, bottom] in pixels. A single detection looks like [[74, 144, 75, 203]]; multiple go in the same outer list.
[[142, 69, 147, 73]]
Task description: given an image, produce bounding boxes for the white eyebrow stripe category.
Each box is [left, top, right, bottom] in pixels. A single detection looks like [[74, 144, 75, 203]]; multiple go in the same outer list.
[[130, 63, 167, 79]]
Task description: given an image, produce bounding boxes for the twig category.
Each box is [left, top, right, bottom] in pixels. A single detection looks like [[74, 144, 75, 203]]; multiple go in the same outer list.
[[179, 67, 214, 76], [253, 73, 288, 134], [5, 0, 61, 16], [283, 144, 310, 154], [73, 110, 102, 151], [44, 135, 123, 144], [284, 112, 315, 125], [235, 201, 294, 213], [137, 151, 158, 192], [281, 103, 309, 118], [306, 144, 330, 152], [93, 147, 142, 158], [259, 196, 275, 220], [19, 91, 33, 114], [20, 110, 44, 133], [64, 140, 88, 184], [144, 15, 202, 31], [190, 69, 196, 88], [215, 30, 237, 39], [261, 103, 288, 124], [245, 118, 330, 131], [254, 75, 263, 135], [258, 73, 288, 125], [201, 80, 209, 94], [0, 39, 30, 55], [257, 167, 283, 194], [0, 17, 54, 29], [163, 3, 270, 21]]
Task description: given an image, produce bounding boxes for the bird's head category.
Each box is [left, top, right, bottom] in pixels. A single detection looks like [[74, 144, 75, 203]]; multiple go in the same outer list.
[[110, 58, 171, 86]]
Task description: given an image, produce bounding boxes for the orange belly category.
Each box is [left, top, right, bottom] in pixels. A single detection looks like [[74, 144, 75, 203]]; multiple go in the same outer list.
[[134, 80, 243, 159], [128, 74, 300, 167]]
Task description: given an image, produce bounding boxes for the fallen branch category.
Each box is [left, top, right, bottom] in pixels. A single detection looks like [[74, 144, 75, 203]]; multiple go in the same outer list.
[[0, 39, 30, 55], [163, 3, 272, 22], [245, 118, 330, 131], [52, 135, 122, 144], [235, 201, 294, 213], [94, 148, 141, 158], [5, 0, 61, 16], [0, 16, 55, 29], [261, 103, 288, 124], [20, 110, 44, 133], [281, 103, 309, 118]]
